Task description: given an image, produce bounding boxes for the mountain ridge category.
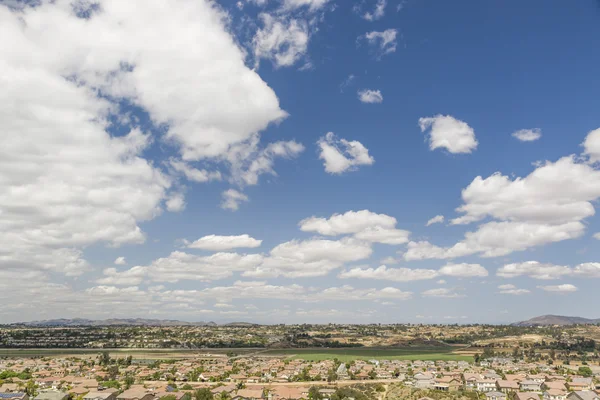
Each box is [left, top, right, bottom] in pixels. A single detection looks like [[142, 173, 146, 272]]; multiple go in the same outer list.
[[513, 315, 600, 326]]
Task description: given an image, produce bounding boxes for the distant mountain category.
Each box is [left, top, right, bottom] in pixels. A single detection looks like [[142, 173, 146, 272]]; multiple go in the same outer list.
[[14, 318, 218, 327], [513, 315, 600, 326]]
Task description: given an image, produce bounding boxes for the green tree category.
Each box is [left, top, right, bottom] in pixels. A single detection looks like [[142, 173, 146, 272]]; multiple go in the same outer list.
[[578, 366, 593, 377], [160, 396, 177, 400], [308, 386, 322, 400], [25, 380, 37, 397], [124, 375, 135, 389], [194, 388, 214, 400]]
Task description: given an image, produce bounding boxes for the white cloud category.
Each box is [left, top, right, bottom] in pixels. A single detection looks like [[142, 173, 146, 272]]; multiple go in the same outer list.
[[0, 0, 301, 279], [339, 263, 487, 282], [405, 156, 600, 260], [358, 89, 383, 104], [300, 210, 396, 235], [228, 139, 305, 186], [114, 257, 127, 265], [497, 284, 530, 295], [187, 234, 262, 251], [538, 284, 578, 293], [594, 233, 600, 240], [418, 115, 478, 154], [380, 256, 400, 265], [221, 189, 249, 211], [512, 128, 542, 142], [281, 0, 330, 12], [339, 265, 439, 282], [146, 251, 264, 283], [316, 285, 412, 301], [166, 192, 186, 212], [426, 215, 445, 226], [362, 0, 386, 21], [438, 263, 488, 278], [97, 266, 148, 286], [583, 128, 600, 163], [169, 159, 222, 183], [422, 288, 465, 298], [299, 209, 409, 244], [363, 29, 398, 57], [253, 13, 310, 68], [498, 261, 600, 280], [317, 132, 375, 174], [497, 261, 572, 280]]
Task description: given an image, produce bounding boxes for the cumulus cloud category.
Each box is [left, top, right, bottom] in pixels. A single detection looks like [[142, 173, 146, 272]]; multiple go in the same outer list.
[[281, 0, 330, 12], [169, 160, 222, 183], [498, 261, 600, 280], [300, 210, 409, 244], [497, 284, 530, 295], [317, 132, 375, 174], [583, 128, 600, 163], [405, 155, 600, 260], [97, 266, 148, 286], [512, 128, 542, 142], [538, 284, 578, 293], [419, 115, 478, 154], [187, 234, 262, 251], [221, 189, 249, 211], [0, 0, 300, 279], [358, 89, 383, 104], [114, 257, 127, 265], [422, 288, 465, 298], [253, 13, 310, 68], [361, 0, 386, 21], [594, 233, 600, 240], [339, 265, 439, 282], [438, 263, 488, 277], [339, 263, 487, 282], [363, 29, 398, 57], [426, 215, 445, 226], [497, 261, 572, 280]]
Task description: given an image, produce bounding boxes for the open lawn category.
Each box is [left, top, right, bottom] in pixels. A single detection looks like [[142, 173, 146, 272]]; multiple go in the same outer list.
[[0, 348, 258, 359], [261, 347, 472, 362]]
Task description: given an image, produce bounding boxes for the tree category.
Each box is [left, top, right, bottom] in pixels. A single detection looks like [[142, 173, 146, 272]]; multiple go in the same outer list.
[[194, 388, 214, 400], [99, 352, 111, 366], [181, 384, 194, 391], [308, 386, 322, 400], [124, 375, 135, 389], [218, 392, 230, 400], [161, 396, 177, 400], [473, 354, 481, 364], [578, 366, 593, 377], [25, 380, 37, 397]]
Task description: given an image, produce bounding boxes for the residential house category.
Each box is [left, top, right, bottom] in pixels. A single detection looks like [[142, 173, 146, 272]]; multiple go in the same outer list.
[[520, 380, 542, 392], [234, 389, 264, 400], [569, 379, 594, 392], [543, 389, 567, 400], [413, 373, 435, 389], [434, 377, 461, 392], [497, 380, 520, 393], [515, 393, 541, 400], [567, 392, 600, 400], [485, 392, 507, 400], [0, 393, 29, 400], [477, 379, 498, 392], [84, 392, 117, 400], [0, 385, 20, 394], [34, 393, 69, 400], [117, 388, 154, 400]]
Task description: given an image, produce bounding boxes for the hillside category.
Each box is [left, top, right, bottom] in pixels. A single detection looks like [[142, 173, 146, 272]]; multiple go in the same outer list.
[[514, 315, 600, 326]]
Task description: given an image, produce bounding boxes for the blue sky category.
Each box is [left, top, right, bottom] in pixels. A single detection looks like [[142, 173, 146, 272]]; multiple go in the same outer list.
[[1, 0, 600, 324]]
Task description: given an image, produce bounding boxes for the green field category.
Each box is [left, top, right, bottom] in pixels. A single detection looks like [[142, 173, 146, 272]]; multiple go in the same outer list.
[[0, 348, 258, 359], [260, 347, 472, 362]]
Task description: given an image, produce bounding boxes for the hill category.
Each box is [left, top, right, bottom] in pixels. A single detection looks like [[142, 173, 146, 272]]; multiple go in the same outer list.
[[514, 315, 600, 326]]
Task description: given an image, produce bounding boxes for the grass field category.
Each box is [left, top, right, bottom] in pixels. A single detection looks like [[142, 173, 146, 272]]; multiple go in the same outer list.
[[260, 347, 472, 362]]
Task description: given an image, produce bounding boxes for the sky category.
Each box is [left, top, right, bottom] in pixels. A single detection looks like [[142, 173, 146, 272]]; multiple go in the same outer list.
[[1, 0, 600, 324]]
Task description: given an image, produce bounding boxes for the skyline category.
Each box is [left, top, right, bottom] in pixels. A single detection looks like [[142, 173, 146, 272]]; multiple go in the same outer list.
[[1, 0, 600, 324]]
